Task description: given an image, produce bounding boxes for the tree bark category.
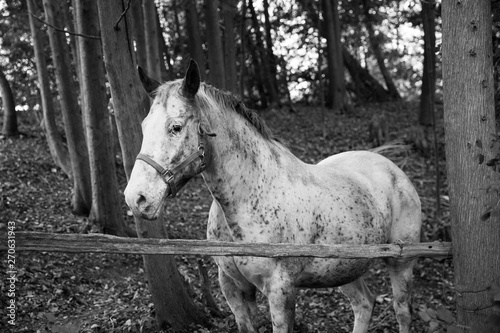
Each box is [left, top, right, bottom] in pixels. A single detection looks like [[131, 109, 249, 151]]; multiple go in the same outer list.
[[239, 0, 247, 97], [0, 67, 18, 137], [130, 0, 147, 69], [362, 0, 400, 100], [42, 0, 92, 215], [443, 0, 500, 330], [26, 0, 72, 178], [323, 0, 345, 111], [419, 0, 436, 126], [143, 0, 161, 80], [96, 0, 208, 329], [262, 0, 279, 97], [204, 0, 226, 89], [185, 0, 206, 81], [75, 0, 132, 237], [222, 0, 238, 93]]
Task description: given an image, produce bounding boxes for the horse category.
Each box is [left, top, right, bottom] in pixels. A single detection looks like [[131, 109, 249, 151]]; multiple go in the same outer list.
[[124, 60, 422, 333]]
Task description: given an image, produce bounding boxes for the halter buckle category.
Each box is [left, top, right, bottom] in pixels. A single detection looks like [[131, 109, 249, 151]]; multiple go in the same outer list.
[[162, 169, 174, 183]]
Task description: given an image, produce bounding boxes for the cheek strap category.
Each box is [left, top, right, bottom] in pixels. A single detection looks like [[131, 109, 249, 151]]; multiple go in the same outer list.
[[135, 121, 216, 198]]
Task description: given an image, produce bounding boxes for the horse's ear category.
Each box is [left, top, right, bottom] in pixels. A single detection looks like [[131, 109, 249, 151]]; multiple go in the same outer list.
[[182, 59, 200, 98], [137, 66, 160, 96]]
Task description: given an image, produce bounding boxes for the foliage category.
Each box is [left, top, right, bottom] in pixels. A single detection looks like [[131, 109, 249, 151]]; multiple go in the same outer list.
[[0, 0, 38, 112]]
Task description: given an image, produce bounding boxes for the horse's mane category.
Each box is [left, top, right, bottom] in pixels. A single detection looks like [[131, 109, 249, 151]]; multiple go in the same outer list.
[[196, 83, 277, 142], [155, 80, 277, 142]]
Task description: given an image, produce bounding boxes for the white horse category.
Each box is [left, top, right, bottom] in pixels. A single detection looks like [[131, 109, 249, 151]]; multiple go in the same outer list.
[[124, 60, 422, 333]]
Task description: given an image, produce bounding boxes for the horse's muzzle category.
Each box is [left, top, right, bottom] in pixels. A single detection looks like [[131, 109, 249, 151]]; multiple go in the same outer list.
[[124, 185, 168, 221]]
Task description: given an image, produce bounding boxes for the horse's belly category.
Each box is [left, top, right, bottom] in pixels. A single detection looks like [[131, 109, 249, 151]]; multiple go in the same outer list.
[[296, 258, 373, 288]]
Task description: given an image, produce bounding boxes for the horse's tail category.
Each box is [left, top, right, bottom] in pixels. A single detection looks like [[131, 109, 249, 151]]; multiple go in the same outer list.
[[370, 140, 411, 157]]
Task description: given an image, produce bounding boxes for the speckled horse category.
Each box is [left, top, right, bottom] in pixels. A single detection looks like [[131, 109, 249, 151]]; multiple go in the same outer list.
[[124, 60, 422, 333]]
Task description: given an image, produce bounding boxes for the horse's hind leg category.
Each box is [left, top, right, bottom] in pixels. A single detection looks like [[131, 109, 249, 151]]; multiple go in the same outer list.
[[219, 269, 259, 333], [386, 258, 415, 333], [339, 277, 375, 333]]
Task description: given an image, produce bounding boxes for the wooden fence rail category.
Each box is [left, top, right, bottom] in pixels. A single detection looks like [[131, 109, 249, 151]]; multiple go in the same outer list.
[[1, 232, 453, 259]]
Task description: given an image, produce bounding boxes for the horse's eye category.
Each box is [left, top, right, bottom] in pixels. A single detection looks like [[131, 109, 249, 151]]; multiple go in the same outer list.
[[171, 124, 182, 133]]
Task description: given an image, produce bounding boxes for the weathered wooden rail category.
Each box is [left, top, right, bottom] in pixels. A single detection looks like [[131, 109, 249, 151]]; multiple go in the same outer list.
[[1, 232, 452, 259]]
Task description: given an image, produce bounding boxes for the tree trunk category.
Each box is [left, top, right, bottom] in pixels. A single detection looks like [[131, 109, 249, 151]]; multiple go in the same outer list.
[[42, 0, 92, 215], [69, 0, 87, 132], [96, 0, 208, 329], [26, 0, 72, 178], [155, 7, 170, 81], [185, 0, 206, 80], [0, 67, 18, 137], [143, 0, 161, 80], [75, 0, 132, 237], [222, 0, 238, 93], [248, 0, 278, 106], [342, 46, 392, 102], [262, 0, 279, 96], [419, 0, 436, 126], [443, 0, 500, 330], [239, 0, 247, 97], [323, 0, 345, 112], [362, 0, 400, 100], [131, 0, 147, 69], [204, 0, 226, 89]]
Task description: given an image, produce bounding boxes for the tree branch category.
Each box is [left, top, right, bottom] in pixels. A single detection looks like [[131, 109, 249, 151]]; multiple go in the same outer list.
[[28, 11, 100, 40], [114, 0, 132, 30]]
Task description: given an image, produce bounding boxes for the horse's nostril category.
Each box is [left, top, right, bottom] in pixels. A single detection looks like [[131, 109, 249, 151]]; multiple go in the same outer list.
[[136, 194, 147, 208]]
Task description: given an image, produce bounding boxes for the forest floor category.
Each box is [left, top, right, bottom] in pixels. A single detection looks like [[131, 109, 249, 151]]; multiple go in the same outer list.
[[0, 102, 456, 333]]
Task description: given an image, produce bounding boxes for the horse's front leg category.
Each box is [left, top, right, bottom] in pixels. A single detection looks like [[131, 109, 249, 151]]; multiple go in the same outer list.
[[219, 268, 259, 333], [265, 272, 297, 333]]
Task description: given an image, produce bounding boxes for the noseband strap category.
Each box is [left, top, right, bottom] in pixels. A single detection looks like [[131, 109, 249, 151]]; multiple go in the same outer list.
[[135, 122, 215, 198]]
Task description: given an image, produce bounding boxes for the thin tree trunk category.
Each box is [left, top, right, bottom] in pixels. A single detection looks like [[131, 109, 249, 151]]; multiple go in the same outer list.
[[96, 0, 208, 329], [205, 0, 226, 89], [185, 0, 206, 81], [323, 0, 345, 112], [342, 46, 392, 102], [69, 0, 87, 132], [222, 0, 238, 93], [75, 0, 133, 237], [130, 0, 147, 69], [26, 0, 72, 178], [143, 0, 161, 80], [443, 0, 500, 330], [42, 0, 92, 215], [0, 67, 18, 137], [419, 0, 436, 126], [155, 7, 170, 81], [262, 0, 278, 95], [245, 32, 267, 108], [239, 0, 247, 97], [248, 0, 278, 105], [362, 0, 400, 100]]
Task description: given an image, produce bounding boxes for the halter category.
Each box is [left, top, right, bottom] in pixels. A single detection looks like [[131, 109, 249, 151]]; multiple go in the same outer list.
[[136, 122, 215, 198]]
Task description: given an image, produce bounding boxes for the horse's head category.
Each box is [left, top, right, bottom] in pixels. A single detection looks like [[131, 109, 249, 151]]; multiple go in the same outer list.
[[124, 59, 213, 220]]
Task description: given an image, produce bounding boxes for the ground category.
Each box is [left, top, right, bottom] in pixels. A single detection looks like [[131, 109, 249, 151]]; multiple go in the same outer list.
[[0, 103, 456, 332]]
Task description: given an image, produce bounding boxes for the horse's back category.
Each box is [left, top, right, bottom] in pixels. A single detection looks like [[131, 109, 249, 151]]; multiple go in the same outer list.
[[318, 150, 421, 243]]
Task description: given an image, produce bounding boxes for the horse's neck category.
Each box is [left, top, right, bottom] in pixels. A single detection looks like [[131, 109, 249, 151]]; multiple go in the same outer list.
[[202, 113, 284, 210]]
